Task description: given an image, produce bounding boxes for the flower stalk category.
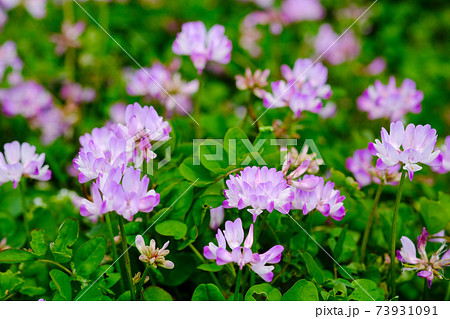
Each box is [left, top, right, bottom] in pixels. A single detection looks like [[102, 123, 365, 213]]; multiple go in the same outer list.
[[360, 183, 384, 263], [118, 216, 136, 301], [105, 212, 124, 292], [234, 268, 243, 301], [136, 264, 151, 299], [389, 169, 407, 297]]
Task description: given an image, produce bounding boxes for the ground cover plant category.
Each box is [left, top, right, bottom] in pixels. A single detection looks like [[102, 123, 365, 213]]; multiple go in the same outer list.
[[0, 0, 449, 301]]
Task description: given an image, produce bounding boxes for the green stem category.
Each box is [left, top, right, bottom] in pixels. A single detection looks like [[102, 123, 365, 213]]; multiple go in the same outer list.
[[19, 181, 31, 242], [136, 265, 151, 299], [360, 183, 384, 263], [389, 169, 407, 297], [189, 244, 222, 291], [445, 281, 450, 301], [118, 216, 136, 301], [422, 279, 429, 301], [194, 75, 204, 138], [254, 211, 269, 244], [105, 213, 124, 292], [304, 213, 313, 252], [234, 268, 243, 301], [63, 1, 75, 81], [38, 260, 73, 276]]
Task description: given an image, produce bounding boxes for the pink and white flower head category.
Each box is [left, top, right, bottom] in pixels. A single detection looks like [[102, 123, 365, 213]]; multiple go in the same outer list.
[[282, 146, 324, 174], [0, 141, 51, 188], [223, 166, 294, 222], [135, 235, 174, 269], [357, 77, 423, 121], [314, 24, 360, 65], [60, 81, 96, 104], [369, 121, 442, 181], [235, 68, 270, 98], [203, 218, 283, 282], [261, 58, 332, 118], [432, 136, 450, 174], [291, 176, 346, 221], [126, 62, 198, 117], [172, 21, 232, 74], [0, 81, 53, 118], [397, 227, 450, 288], [80, 166, 159, 221], [280, 0, 325, 24], [365, 57, 386, 76], [0, 0, 47, 19], [0, 41, 23, 83], [51, 21, 85, 55], [73, 125, 127, 183], [282, 156, 320, 191], [120, 103, 171, 163], [346, 148, 401, 188]]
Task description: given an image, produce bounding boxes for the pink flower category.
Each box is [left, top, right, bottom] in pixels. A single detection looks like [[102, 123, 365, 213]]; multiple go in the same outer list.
[[51, 21, 85, 55], [280, 0, 325, 24], [365, 57, 386, 76], [261, 58, 332, 118], [397, 228, 450, 288], [0, 41, 22, 83], [209, 205, 224, 230], [314, 24, 360, 65], [0, 141, 51, 188], [291, 176, 346, 221], [80, 167, 159, 221], [73, 126, 127, 183], [369, 121, 442, 181], [282, 157, 320, 190], [135, 235, 174, 269], [223, 166, 293, 222], [204, 218, 283, 282], [235, 68, 270, 97], [60, 81, 96, 104], [346, 148, 401, 187], [126, 62, 198, 117], [357, 77, 423, 121], [432, 136, 450, 174], [172, 21, 232, 74]]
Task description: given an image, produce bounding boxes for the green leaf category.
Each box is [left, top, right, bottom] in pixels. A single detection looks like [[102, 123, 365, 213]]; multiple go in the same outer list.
[[419, 197, 450, 234], [199, 140, 230, 174], [49, 269, 72, 301], [197, 263, 223, 272], [157, 181, 194, 220], [224, 127, 250, 164], [333, 225, 348, 262], [282, 279, 319, 301], [0, 249, 36, 264], [30, 229, 48, 256], [73, 236, 107, 278], [178, 226, 198, 250], [74, 286, 103, 301], [155, 220, 188, 240], [179, 157, 216, 186], [0, 270, 24, 299], [143, 286, 173, 301], [302, 252, 324, 285], [50, 218, 79, 263], [245, 283, 282, 301], [20, 286, 46, 297], [191, 284, 225, 301], [349, 279, 379, 301]]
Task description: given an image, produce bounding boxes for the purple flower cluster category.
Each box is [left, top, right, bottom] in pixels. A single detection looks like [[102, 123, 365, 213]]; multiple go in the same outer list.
[[74, 103, 168, 221], [0, 41, 22, 84], [291, 176, 346, 221], [261, 58, 332, 118], [0, 0, 47, 28], [314, 24, 360, 65], [223, 166, 293, 222], [204, 218, 283, 282], [369, 121, 442, 181], [346, 148, 401, 188], [172, 21, 232, 74], [239, 0, 324, 57], [60, 81, 96, 104], [0, 141, 51, 188], [357, 77, 423, 121], [51, 21, 85, 55], [80, 166, 159, 221], [397, 228, 450, 288], [126, 61, 199, 116]]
